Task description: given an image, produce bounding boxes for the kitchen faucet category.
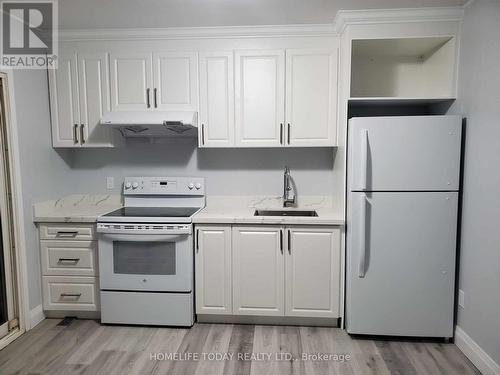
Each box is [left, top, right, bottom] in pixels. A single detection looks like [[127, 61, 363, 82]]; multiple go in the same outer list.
[[283, 166, 296, 207]]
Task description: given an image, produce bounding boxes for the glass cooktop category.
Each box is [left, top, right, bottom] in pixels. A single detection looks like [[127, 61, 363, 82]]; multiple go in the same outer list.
[[103, 207, 199, 218]]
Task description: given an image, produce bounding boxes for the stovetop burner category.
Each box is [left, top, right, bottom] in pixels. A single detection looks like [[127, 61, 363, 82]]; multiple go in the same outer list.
[[102, 206, 200, 218]]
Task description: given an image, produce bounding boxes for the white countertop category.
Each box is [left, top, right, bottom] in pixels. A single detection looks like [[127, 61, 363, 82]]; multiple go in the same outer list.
[[193, 196, 344, 226], [33, 195, 122, 223], [33, 195, 344, 226]]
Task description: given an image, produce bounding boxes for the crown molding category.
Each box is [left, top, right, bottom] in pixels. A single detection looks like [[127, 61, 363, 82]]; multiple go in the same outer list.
[[333, 7, 464, 34], [59, 24, 338, 42]]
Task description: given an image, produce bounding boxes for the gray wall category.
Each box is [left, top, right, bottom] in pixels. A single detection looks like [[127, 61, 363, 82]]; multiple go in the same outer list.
[[59, 0, 467, 29], [62, 139, 337, 198], [451, 0, 500, 364], [12, 70, 74, 309]]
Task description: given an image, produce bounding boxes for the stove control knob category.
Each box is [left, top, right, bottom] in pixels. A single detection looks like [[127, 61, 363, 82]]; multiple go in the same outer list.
[[132, 182, 139, 189], [124, 182, 132, 189], [195, 183, 202, 190], [188, 182, 194, 190]]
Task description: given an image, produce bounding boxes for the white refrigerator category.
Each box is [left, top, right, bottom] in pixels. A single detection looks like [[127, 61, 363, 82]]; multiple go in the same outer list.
[[346, 115, 462, 338]]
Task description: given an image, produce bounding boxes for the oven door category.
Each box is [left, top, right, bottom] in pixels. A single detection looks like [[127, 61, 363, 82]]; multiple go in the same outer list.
[[98, 231, 192, 292]]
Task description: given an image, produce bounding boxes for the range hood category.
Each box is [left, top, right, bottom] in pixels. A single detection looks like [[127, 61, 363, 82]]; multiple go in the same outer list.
[[100, 111, 198, 137]]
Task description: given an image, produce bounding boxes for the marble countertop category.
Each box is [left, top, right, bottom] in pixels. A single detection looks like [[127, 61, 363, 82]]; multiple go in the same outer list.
[[33, 195, 344, 226], [192, 196, 344, 226], [33, 195, 122, 223]]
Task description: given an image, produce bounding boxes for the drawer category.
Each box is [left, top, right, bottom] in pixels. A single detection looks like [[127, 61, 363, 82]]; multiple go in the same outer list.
[[39, 223, 96, 241], [42, 276, 99, 311], [40, 240, 97, 276]]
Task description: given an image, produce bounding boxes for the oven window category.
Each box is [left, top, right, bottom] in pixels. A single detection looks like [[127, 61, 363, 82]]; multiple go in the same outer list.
[[113, 241, 176, 275]]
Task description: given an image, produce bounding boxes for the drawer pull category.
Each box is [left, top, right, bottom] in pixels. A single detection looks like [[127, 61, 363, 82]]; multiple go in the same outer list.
[[58, 258, 80, 264], [60, 293, 82, 298], [56, 231, 78, 237]]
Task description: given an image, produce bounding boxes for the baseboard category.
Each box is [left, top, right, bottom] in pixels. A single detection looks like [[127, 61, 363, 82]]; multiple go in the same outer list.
[[29, 305, 45, 329], [455, 326, 500, 375], [197, 314, 340, 327]]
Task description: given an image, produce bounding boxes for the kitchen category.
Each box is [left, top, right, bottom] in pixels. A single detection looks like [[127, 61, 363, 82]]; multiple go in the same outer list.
[[0, 0, 498, 374]]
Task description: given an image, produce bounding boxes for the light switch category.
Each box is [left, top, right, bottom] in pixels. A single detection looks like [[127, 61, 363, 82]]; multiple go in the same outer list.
[[106, 176, 114, 190]]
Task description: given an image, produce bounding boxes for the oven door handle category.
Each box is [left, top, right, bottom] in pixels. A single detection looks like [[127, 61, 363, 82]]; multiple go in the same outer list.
[[99, 233, 189, 242]]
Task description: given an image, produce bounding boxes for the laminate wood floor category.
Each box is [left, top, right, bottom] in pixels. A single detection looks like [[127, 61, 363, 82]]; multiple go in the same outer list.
[[0, 319, 480, 375]]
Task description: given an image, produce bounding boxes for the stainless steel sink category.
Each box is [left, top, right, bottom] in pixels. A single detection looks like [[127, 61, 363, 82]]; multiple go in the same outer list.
[[254, 210, 318, 217]]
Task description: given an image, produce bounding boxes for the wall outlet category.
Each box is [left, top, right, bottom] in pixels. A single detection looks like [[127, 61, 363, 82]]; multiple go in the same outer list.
[[106, 177, 114, 190], [458, 289, 465, 308]]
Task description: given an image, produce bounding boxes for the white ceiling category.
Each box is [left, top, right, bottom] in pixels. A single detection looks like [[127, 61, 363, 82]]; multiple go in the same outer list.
[[59, 0, 467, 29]]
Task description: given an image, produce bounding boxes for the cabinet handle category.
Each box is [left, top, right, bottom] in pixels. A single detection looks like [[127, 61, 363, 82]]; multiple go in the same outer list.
[[56, 231, 78, 237], [73, 124, 79, 144], [80, 124, 85, 144], [280, 123, 283, 145], [287, 123, 291, 145], [154, 88, 158, 108], [201, 124, 205, 146], [287, 229, 291, 254], [58, 258, 80, 264], [196, 229, 200, 252], [60, 293, 81, 298], [146, 88, 151, 108], [280, 229, 283, 254]]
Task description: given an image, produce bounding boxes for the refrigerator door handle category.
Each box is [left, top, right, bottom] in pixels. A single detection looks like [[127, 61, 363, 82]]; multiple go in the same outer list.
[[360, 129, 369, 190], [358, 193, 368, 278]]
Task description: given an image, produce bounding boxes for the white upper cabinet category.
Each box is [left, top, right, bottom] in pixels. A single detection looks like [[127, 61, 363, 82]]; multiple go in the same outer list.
[[49, 51, 115, 148], [233, 48, 337, 148], [109, 51, 198, 112], [285, 227, 340, 318], [285, 49, 338, 147], [153, 52, 198, 111], [198, 51, 235, 147], [49, 51, 80, 147], [78, 52, 113, 147], [232, 226, 284, 316], [109, 52, 153, 111], [350, 37, 457, 99], [50, 41, 340, 148], [235, 50, 285, 147]]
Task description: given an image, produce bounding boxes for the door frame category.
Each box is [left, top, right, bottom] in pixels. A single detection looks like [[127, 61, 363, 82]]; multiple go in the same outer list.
[[0, 70, 31, 349]]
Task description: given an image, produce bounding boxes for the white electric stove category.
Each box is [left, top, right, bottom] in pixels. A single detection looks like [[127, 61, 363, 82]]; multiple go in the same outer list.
[[96, 176, 205, 327]]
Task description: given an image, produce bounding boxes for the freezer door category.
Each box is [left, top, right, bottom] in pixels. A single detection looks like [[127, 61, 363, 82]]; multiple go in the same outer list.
[[346, 192, 458, 337], [349, 116, 462, 191]]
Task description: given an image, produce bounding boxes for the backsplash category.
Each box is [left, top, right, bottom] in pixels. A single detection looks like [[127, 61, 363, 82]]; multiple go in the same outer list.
[[59, 138, 339, 197]]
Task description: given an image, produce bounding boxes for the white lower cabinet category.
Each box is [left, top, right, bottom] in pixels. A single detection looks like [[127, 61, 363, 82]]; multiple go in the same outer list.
[[39, 223, 99, 313], [42, 276, 99, 311], [195, 226, 232, 314], [232, 226, 284, 316], [285, 227, 340, 318], [195, 224, 341, 320]]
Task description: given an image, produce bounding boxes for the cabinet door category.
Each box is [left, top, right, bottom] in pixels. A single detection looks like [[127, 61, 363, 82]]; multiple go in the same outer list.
[[153, 52, 198, 111], [199, 51, 235, 147], [285, 227, 340, 318], [285, 49, 338, 147], [232, 226, 284, 316], [195, 226, 232, 315], [49, 51, 80, 147], [78, 52, 114, 147], [235, 50, 285, 147], [109, 52, 153, 111]]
